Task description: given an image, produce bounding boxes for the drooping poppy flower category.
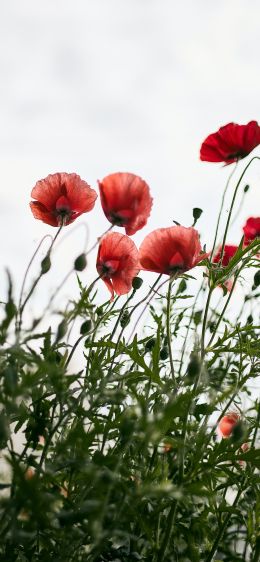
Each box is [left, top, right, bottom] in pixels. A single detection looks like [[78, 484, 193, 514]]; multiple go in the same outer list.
[[139, 226, 208, 276], [96, 232, 140, 299], [200, 121, 260, 164], [213, 245, 238, 267], [217, 412, 239, 438], [98, 172, 153, 235], [243, 217, 260, 245], [30, 173, 97, 227]]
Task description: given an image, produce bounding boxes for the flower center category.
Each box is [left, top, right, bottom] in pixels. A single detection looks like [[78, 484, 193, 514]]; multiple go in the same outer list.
[[55, 195, 73, 224], [168, 251, 184, 274], [109, 209, 133, 226], [98, 259, 120, 277]]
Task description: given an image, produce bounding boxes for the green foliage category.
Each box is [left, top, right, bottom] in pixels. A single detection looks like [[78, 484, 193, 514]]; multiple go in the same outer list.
[[0, 165, 259, 561]]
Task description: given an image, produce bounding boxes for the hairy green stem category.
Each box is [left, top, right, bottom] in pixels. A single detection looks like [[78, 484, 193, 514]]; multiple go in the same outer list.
[[166, 279, 175, 383]]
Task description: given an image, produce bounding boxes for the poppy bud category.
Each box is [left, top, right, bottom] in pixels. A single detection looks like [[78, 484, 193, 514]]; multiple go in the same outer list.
[[74, 253, 87, 271], [231, 420, 246, 443], [253, 270, 260, 288], [193, 310, 202, 326], [80, 319, 92, 335], [41, 255, 51, 274], [120, 310, 130, 328], [56, 320, 67, 341], [132, 277, 143, 290], [187, 353, 201, 379], [0, 413, 9, 449], [160, 347, 169, 360], [145, 338, 156, 351], [3, 365, 18, 395], [192, 207, 203, 225]]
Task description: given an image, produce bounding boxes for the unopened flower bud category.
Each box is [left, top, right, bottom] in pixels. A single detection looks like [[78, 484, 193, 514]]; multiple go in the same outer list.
[[56, 320, 67, 341], [74, 253, 87, 272], [192, 207, 203, 225], [145, 338, 156, 351], [120, 310, 130, 328], [231, 420, 246, 443], [253, 270, 260, 288], [132, 277, 143, 290], [41, 255, 51, 274], [80, 319, 92, 335], [187, 353, 201, 379], [160, 347, 169, 360]]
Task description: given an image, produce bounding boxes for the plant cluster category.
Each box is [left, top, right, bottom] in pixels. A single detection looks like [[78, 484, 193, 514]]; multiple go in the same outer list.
[[0, 120, 259, 561]]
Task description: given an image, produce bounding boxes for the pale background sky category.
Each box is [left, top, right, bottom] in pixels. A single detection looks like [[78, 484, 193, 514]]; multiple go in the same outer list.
[[0, 0, 260, 321]]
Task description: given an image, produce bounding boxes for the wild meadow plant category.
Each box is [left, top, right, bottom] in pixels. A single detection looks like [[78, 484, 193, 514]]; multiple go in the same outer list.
[[0, 121, 259, 561]]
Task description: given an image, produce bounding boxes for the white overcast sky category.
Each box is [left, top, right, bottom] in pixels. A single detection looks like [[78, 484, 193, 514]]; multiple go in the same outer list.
[[0, 0, 260, 310]]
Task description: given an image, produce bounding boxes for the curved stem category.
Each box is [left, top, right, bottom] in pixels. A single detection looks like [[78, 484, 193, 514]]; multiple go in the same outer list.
[[210, 162, 238, 261], [166, 279, 175, 383], [127, 275, 164, 342], [17, 225, 63, 334], [85, 224, 113, 256], [201, 287, 213, 359], [220, 156, 260, 262]]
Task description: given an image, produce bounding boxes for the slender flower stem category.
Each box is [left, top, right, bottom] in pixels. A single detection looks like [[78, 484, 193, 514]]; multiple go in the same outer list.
[[220, 156, 260, 262], [85, 224, 113, 256], [17, 225, 63, 335], [205, 483, 245, 562], [166, 278, 175, 383], [210, 162, 238, 261], [157, 502, 178, 561], [127, 275, 164, 342], [201, 286, 213, 359]]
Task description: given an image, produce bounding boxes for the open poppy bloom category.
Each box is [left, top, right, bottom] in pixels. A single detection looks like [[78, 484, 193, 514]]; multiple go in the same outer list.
[[96, 232, 140, 300], [139, 226, 207, 276], [98, 172, 153, 235], [200, 121, 260, 164], [243, 217, 260, 245], [30, 173, 97, 226], [217, 412, 239, 438], [213, 245, 238, 267]]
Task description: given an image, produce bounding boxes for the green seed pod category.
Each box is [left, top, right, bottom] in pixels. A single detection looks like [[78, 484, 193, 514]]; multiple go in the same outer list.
[[160, 347, 169, 360], [56, 320, 67, 341], [41, 255, 51, 274], [187, 353, 201, 379], [145, 338, 156, 351], [74, 253, 87, 272], [192, 207, 203, 224], [253, 270, 260, 288], [0, 413, 10, 449], [3, 365, 18, 395], [80, 319, 92, 335], [132, 277, 143, 290], [231, 421, 246, 443], [120, 310, 130, 328]]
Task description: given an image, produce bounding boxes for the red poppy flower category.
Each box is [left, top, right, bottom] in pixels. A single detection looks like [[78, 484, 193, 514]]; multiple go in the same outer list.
[[98, 172, 153, 235], [96, 232, 140, 299], [213, 245, 238, 266], [200, 121, 260, 164], [30, 173, 97, 227], [218, 412, 239, 438], [139, 226, 208, 275], [243, 217, 260, 245]]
